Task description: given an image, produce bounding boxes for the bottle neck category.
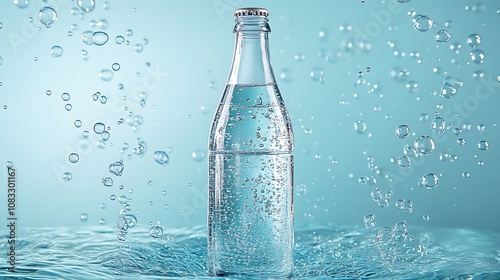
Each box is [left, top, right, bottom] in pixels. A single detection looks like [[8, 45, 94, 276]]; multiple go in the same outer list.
[[227, 16, 275, 85]]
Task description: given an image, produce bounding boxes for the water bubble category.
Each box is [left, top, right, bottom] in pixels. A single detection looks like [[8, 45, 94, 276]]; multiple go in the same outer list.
[[112, 63, 120, 71], [62, 172, 72, 181], [466, 34, 481, 47], [431, 116, 446, 133], [5, 161, 14, 168], [363, 214, 376, 230], [117, 195, 127, 204], [38, 7, 57, 28], [100, 95, 107, 104], [116, 216, 128, 232], [97, 19, 108, 29], [457, 138, 466, 146], [310, 67, 324, 82], [61, 92, 70, 101], [395, 125, 410, 138], [50, 45, 63, 57], [93, 122, 105, 134], [64, 103, 72, 111], [423, 214, 430, 221], [414, 135, 435, 155], [109, 161, 124, 176], [0, 56, 2, 65], [462, 172, 470, 178], [149, 225, 163, 238], [81, 31, 94, 45], [82, 130, 89, 138], [77, 0, 95, 13], [79, 213, 88, 222], [68, 153, 79, 163], [354, 120, 367, 134], [470, 49, 485, 64], [477, 140, 489, 151], [279, 68, 292, 82], [92, 31, 109, 46], [101, 131, 110, 141], [192, 150, 205, 162], [13, 0, 29, 9], [115, 35, 125, 44], [134, 44, 144, 53], [453, 127, 462, 136], [397, 156, 411, 170], [435, 29, 451, 42], [405, 80, 418, 92], [421, 173, 438, 189], [99, 69, 113, 81], [395, 199, 414, 213], [440, 76, 463, 99], [413, 15, 433, 32], [102, 177, 114, 187], [154, 151, 169, 165], [126, 29, 133, 36], [99, 219, 106, 225]]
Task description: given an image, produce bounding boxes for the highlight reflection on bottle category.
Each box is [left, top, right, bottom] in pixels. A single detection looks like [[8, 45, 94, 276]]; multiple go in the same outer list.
[[207, 8, 294, 278]]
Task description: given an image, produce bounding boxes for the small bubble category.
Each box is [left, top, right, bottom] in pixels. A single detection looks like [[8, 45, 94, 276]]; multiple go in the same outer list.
[[431, 116, 446, 133], [97, 19, 108, 29], [395, 199, 414, 213], [397, 156, 411, 170], [13, 0, 29, 9], [310, 67, 324, 82], [81, 49, 89, 58], [279, 68, 292, 82], [192, 150, 205, 162], [99, 69, 113, 81], [294, 53, 305, 61], [77, 0, 95, 13], [126, 29, 133, 36], [62, 172, 72, 181], [414, 135, 435, 155], [395, 124, 410, 138], [453, 127, 462, 136], [5, 161, 14, 168], [457, 138, 466, 146], [61, 92, 70, 101], [50, 45, 63, 57], [65, 104, 72, 111], [134, 44, 143, 53], [99, 219, 106, 225], [154, 150, 169, 165], [363, 214, 376, 230], [477, 124, 486, 133], [93, 122, 105, 134], [354, 120, 367, 134], [462, 172, 470, 178], [100, 95, 107, 104], [435, 29, 451, 42], [413, 15, 433, 32], [109, 161, 124, 176], [68, 153, 79, 163], [440, 76, 463, 99], [92, 31, 109, 46], [470, 49, 485, 64], [101, 131, 110, 141], [423, 214, 430, 221], [149, 225, 163, 238], [102, 177, 114, 187], [115, 35, 125, 44], [112, 62, 120, 71], [110, 194, 116, 201], [466, 34, 481, 47], [46, 90, 52, 96], [38, 7, 57, 28], [80, 213, 88, 222], [405, 80, 418, 92], [477, 140, 489, 151], [421, 173, 438, 189]]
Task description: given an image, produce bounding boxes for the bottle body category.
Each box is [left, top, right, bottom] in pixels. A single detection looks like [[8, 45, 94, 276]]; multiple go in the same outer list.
[[208, 82, 294, 276]]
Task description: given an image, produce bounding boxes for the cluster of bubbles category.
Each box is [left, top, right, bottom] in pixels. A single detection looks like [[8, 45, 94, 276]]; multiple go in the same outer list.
[[395, 199, 414, 213], [374, 221, 428, 267], [371, 187, 393, 208]]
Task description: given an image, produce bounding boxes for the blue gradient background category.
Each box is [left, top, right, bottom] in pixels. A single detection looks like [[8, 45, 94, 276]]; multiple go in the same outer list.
[[0, 0, 499, 234]]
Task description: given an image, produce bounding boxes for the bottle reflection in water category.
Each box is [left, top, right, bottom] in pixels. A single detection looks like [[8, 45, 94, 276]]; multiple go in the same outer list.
[[208, 8, 294, 278]]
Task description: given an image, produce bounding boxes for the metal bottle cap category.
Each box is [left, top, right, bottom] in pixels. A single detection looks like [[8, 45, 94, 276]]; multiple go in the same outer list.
[[234, 8, 269, 17]]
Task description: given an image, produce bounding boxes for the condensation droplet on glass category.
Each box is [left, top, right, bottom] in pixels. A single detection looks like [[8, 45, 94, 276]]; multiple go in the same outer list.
[[154, 150, 169, 165], [50, 45, 63, 57], [470, 49, 485, 64], [68, 153, 79, 163], [421, 173, 438, 189], [99, 69, 113, 81], [77, 0, 95, 13], [435, 29, 451, 42], [38, 7, 57, 28], [413, 15, 433, 32], [92, 31, 109, 46], [395, 124, 410, 138]]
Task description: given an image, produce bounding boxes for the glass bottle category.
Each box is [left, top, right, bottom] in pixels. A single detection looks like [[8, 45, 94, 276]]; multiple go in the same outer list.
[[208, 7, 294, 277]]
